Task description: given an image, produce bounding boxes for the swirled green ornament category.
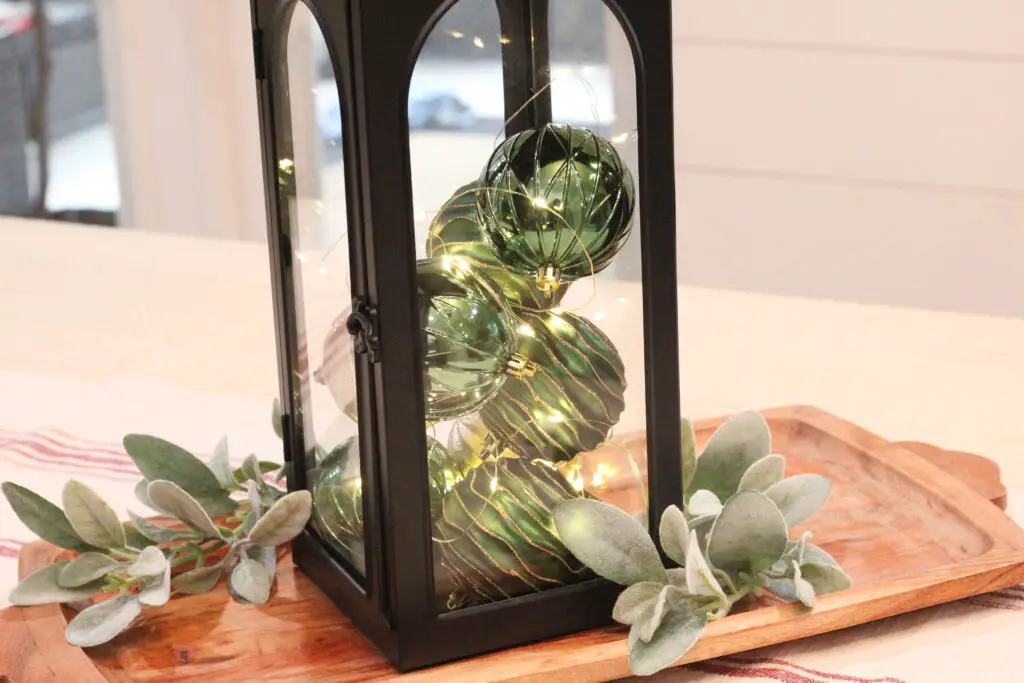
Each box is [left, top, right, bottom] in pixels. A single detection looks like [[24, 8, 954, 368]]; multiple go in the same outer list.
[[418, 257, 535, 421], [435, 456, 592, 607], [426, 182, 567, 312], [480, 310, 627, 462], [477, 124, 635, 294], [313, 436, 473, 567]]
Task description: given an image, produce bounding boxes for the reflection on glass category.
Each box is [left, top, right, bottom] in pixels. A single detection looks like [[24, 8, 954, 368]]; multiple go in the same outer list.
[[410, 0, 645, 611], [272, 3, 363, 576]]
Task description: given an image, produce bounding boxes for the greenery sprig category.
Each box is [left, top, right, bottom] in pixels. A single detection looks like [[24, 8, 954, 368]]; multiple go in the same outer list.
[[554, 410, 852, 676], [2, 402, 311, 647]]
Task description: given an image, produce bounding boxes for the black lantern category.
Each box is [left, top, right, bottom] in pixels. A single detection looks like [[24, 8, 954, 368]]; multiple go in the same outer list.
[[250, 0, 679, 671]]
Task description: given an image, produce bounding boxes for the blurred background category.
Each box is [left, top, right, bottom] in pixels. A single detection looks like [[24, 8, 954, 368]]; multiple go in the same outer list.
[[1, 0, 1020, 318]]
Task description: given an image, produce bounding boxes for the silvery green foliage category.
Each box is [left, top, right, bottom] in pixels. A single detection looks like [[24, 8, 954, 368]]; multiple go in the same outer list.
[[2, 405, 309, 649], [555, 410, 852, 677]]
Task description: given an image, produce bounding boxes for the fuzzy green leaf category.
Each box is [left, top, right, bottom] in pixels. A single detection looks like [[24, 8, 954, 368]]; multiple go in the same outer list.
[[58, 553, 121, 588], [765, 474, 832, 528], [122, 522, 158, 550], [172, 565, 224, 595], [65, 596, 142, 648], [249, 545, 277, 576], [665, 567, 687, 590], [612, 581, 663, 625], [133, 478, 167, 515], [638, 585, 672, 643], [127, 509, 195, 544], [738, 454, 786, 492], [123, 434, 236, 516], [658, 505, 688, 567], [707, 490, 788, 572], [687, 490, 723, 519], [248, 490, 312, 547], [685, 530, 726, 604], [793, 563, 816, 607], [800, 562, 852, 595], [139, 564, 171, 606], [208, 436, 234, 488], [681, 417, 697, 499], [1, 483, 102, 552], [803, 543, 839, 567], [62, 481, 126, 550], [127, 546, 167, 578], [628, 604, 707, 676], [554, 499, 668, 586], [232, 460, 280, 485], [688, 411, 771, 502], [230, 558, 272, 605], [10, 562, 106, 606], [146, 481, 222, 538]]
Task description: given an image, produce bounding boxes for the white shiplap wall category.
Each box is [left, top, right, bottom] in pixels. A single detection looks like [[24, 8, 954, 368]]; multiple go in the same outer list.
[[672, 1, 1024, 318]]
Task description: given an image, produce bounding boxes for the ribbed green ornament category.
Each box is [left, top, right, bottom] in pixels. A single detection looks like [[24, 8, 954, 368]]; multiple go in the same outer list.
[[426, 182, 567, 312], [418, 257, 529, 421], [435, 456, 592, 607], [311, 437, 364, 573], [477, 124, 635, 294], [313, 436, 470, 569], [480, 310, 627, 462]]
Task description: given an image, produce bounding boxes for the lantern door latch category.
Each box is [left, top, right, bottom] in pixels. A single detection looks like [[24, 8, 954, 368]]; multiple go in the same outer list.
[[346, 298, 380, 363]]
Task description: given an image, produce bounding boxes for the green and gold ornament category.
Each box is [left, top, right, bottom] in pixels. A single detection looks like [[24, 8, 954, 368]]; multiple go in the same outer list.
[[418, 257, 537, 421], [477, 123, 635, 294], [480, 309, 627, 462], [313, 435, 476, 569], [426, 182, 567, 312], [434, 455, 592, 607]]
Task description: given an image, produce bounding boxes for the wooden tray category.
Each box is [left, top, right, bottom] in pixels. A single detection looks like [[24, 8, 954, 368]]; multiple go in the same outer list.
[[2, 405, 1023, 683]]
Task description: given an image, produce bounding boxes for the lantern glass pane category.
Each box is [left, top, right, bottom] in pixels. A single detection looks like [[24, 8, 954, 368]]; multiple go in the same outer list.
[[273, 2, 365, 578], [407, 0, 645, 612]]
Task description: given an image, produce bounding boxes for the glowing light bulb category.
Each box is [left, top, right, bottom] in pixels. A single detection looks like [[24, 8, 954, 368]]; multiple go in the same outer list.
[[593, 310, 606, 321], [450, 30, 464, 39], [294, 251, 308, 262], [317, 263, 327, 275], [473, 36, 485, 48], [610, 132, 630, 144], [490, 476, 498, 493], [533, 197, 549, 209]]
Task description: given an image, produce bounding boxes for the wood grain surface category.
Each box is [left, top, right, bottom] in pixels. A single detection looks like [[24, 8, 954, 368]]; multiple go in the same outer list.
[[2, 406, 1023, 683]]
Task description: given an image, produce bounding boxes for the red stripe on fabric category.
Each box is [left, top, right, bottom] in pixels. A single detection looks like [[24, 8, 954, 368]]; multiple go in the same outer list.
[[0, 538, 25, 549], [3, 443, 139, 476], [699, 657, 905, 683], [11, 431, 133, 463], [0, 545, 19, 559], [742, 658, 905, 683], [964, 596, 1024, 611], [0, 455, 138, 482]]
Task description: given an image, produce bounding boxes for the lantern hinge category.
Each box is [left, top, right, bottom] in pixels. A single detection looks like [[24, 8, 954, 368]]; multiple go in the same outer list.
[[347, 297, 380, 363]]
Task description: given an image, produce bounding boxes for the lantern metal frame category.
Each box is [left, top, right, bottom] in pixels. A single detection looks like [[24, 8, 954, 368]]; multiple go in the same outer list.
[[250, 0, 679, 671]]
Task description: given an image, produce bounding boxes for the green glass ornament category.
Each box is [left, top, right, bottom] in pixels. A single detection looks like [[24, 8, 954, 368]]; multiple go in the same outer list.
[[311, 437, 365, 573], [434, 456, 592, 607], [477, 124, 635, 294], [426, 182, 568, 312], [480, 310, 627, 462], [418, 257, 535, 421], [313, 436, 470, 564]]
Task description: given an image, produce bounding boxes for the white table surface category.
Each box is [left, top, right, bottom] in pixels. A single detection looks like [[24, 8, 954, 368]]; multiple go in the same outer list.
[[1, 217, 1023, 682]]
